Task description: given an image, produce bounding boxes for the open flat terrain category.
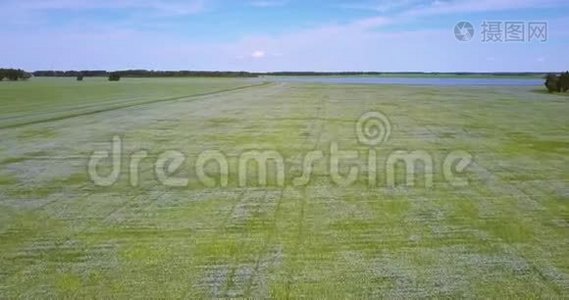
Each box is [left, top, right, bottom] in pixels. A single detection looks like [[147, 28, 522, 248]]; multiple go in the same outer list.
[[1, 78, 569, 297]]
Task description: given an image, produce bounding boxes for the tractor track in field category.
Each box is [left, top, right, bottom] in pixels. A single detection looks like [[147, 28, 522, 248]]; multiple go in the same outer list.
[[283, 88, 329, 298], [189, 84, 293, 298], [194, 83, 329, 298], [241, 87, 329, 298], [214, 84, 295, 298], [0, 82, 272, 130]]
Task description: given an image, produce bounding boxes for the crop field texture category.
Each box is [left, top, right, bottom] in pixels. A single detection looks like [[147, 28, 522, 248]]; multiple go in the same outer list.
[[1, 78, 569, 298]]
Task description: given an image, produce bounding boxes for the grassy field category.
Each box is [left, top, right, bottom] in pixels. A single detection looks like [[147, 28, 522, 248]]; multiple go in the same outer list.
[[0, 78, 262, 129], [1, 78, 569, 297]]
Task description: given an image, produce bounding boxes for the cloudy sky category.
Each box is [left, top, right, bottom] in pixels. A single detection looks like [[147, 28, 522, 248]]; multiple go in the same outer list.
[[1, 0, 568, 72]]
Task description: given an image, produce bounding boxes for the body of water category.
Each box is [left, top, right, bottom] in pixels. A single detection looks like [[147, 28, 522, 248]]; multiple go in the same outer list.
[[269, 76, 542, 87]]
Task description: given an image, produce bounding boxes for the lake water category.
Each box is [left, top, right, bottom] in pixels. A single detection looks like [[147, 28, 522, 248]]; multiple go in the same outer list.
[[269, 76, 542, 87]]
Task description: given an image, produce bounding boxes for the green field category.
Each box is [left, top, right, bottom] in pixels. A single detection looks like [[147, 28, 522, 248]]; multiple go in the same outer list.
[[1, 78, 569, 297]]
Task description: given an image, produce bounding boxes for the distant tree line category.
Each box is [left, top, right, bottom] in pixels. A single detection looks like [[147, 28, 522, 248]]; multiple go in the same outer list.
[[544, 72, 569, 93], [34, 70, 108, 77], [112, 70, 258, 78], [262, 72, 548, 76], [264, 72, 384, 76], [30, 70, 557, 79], [21, 69, 569, 93], [33, 70, 258, 78], [0, 69, 31, 81]]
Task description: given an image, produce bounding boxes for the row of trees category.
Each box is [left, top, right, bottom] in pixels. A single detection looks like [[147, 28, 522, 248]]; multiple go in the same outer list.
[[34, 70, 108, 77], [76, 73, 120, 81], [0, 69, 31, 81], [34, 70, 257, 78], [264, 72, 548, 76], [30, 70, 563, 79], [1, 69, 120, 81], [75, 73, 120, 81], [12, 69, 569, 91], [107, 70, 257, 78], [545, 72, 569, 93]]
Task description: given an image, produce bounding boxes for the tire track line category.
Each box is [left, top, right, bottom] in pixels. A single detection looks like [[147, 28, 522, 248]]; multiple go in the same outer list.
[[284, 87, 328, 298], [234, 84, 327, 297], [0, 82, 272, 130], [223, 85, 295, 297]]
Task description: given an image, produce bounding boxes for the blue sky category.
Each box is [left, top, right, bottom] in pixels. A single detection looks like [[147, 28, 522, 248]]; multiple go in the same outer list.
[[1, 0, 568, 72]]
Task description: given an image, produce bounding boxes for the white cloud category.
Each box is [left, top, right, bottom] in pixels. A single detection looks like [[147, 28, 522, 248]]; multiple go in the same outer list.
[[341, 0, 568, 18], [251, 50, 266, 58], [248, 0, 288, 8], [338, 0, 421, 13], [351, 17, 392, 30], [403, 0, 567, 17], [6, 0, 207, 16]]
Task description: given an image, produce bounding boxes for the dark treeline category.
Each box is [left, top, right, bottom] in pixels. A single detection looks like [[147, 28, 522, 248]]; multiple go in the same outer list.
[[265, 72, 384, 76], [544, 72, 569, 93], [116, 70, 258, 78], [30, 70, 553, 78], [33, 70, 381, 77], [33, 70, 258, 78], [34, 70, 108, 77], [0, 69, 32, 81], [13, 68, 569, 94], [263, 72, 549, 76]]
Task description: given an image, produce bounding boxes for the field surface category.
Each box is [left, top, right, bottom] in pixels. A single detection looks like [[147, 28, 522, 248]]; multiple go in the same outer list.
[[1, 78, 569, 298]]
